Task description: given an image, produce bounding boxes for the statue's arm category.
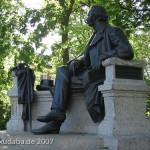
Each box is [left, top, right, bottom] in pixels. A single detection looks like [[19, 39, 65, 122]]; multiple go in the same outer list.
[[108, 27, 134, 60]]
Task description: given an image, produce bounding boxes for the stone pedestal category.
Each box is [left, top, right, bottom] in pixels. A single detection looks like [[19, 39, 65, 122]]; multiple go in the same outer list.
[[6, 71, 52, 132], [7, 91, 52, 131], [98, 57, 150, 150], [7, 72, 24, 132]]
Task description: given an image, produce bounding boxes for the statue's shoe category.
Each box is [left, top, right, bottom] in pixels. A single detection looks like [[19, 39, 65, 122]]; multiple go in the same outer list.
[[37, 109, 66, 123], [32, 121, 60, 135]]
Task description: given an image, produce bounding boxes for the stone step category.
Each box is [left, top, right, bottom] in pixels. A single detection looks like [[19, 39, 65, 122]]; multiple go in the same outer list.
[[0, 131, 107, 150]]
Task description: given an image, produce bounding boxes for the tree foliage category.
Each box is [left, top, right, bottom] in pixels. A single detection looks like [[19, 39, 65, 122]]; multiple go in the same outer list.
[[0, 0, 50, 130], [38, 0, 150, 65]]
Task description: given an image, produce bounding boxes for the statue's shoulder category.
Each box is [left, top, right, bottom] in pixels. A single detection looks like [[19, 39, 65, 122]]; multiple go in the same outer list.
[[107, 25, 122, 33], [107, 25, 126, 38]]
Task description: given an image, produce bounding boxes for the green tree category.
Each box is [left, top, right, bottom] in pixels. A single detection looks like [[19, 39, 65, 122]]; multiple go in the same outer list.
[[0, 0, 22, 130], [0, 0, 50, 130]]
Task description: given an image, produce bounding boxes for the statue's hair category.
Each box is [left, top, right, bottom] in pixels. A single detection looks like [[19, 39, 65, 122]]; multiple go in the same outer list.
[[90, 5, 108, 22]]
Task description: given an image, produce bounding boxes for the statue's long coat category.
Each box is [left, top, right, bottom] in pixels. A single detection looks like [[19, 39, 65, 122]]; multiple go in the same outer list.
[[71, 22, 134, 122]]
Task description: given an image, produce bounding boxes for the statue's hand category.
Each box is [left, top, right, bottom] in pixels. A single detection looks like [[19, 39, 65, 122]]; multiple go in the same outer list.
[[91, 61, 102, 70], [68, 60, 79, 73], [68, 60, 83, 75]]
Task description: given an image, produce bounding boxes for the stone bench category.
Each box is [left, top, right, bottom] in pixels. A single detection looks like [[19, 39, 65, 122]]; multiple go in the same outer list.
[[6, 73, 98, 134], [7, 58, 150, 138]]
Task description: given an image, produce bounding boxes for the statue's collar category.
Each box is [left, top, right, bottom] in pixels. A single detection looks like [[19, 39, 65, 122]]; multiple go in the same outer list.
[[94, 22, 108, 34]]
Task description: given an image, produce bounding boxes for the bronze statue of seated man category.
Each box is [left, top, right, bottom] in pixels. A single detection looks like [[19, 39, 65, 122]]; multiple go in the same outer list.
[[32, 5, 134, 134]]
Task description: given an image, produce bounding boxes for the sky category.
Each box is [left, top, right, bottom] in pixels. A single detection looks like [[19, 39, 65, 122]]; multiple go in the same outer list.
[[22, 0, 44, 9], [21, 0, 60, 55]]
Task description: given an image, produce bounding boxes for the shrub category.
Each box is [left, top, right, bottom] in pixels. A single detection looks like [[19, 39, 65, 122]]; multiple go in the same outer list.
[[0, 91, 11, 130]]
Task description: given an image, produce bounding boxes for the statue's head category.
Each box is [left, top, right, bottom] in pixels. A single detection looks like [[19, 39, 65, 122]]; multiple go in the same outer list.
[[85, 5, 108, 27]]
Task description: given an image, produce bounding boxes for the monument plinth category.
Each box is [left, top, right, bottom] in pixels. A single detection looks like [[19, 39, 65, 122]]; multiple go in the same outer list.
[[98, 57, 150, 149]]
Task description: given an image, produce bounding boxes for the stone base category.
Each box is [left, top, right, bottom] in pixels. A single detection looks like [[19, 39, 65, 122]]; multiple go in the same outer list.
[[98, 58, 150, 137], [104, 135, 150, 150], [6, 101, 24, 132], [0, 131, 104, 150], [1, 131, 150, 150], [7, 119, 24, 132]]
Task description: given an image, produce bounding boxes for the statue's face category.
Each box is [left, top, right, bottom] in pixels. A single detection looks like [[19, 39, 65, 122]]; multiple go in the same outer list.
[[85, 6, 108, 28], [85, 8, 95, 27]]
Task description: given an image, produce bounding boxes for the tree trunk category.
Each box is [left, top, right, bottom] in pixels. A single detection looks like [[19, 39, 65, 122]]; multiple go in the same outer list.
[[61, 16, 69, 65], [59, 0, 74, 65]]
